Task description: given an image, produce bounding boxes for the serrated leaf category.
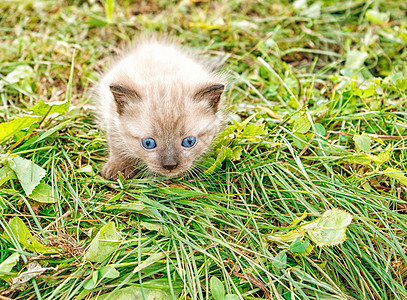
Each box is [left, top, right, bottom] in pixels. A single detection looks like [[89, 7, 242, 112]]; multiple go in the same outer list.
[[293, 116, 311, 134], [383, 167, 407, 186], [241, 124, 267, 141], [353, 134, 371, 152], [7, 157, 46, 196], [366, 9, 390, 25], [97, 286, 171, 300], [85, 222, 121, 263], [0, 252, 20, 281], [4, 217, 56, 254], [29, 182, 56, 203], [345, 50, 369, 70], [210, 277, 225, 300], [30, 100, 68, 116], [0, 116, 41, 144], [302, 209, 353, 246]]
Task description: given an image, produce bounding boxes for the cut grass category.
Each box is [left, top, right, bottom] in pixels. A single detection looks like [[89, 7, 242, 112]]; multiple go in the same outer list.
[[0, 0, 407, 299]]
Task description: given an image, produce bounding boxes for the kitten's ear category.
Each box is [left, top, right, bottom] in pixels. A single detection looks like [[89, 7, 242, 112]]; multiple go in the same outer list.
[[110, 85, 141, 114], [194, 84, 224, 113]]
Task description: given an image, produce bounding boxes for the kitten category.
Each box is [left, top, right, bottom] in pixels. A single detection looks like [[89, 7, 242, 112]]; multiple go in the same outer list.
[[94, 38, 227, 180]]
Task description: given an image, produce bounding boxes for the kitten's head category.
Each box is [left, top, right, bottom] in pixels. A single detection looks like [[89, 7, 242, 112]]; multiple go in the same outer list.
[[110, 81, 225, 177]]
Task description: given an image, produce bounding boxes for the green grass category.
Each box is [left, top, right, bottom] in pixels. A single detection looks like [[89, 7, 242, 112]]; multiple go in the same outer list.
[[1, 0, 407, 299]]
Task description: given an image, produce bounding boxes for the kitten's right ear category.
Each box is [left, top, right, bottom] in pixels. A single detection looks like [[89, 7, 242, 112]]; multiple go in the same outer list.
[[194, 84, 225, 113], [110, 85, 141, 114]]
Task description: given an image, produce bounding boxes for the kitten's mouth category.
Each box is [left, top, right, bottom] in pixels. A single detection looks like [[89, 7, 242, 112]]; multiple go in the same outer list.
[[149, 166, 185, 178]]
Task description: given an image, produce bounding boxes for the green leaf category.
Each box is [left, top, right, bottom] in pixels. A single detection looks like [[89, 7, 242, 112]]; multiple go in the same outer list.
[[302, 209, 353, 246], [0, 116, 41, 144], [85, 222, 121, 263], [99, 265, 120, 279], [84, 271, 98, 290], [0, 252, 20, 281], [30, 100, 68, 117], [7, 157, 46, 196], [241, 124, 267, 141], [293, 133, 307, 150], [353, 134, 371, 152], [205, 146, 233, 174], [344, 154, 372, 165], [77, 165, 95, 176], [29, 182, 56, 203], [97, 286, 171, 300], [225, 295, 240, 300], [293, 116, 311, 134], [4, 217, 57, 254], [290, 238, 310, 253], [366, 9, 390, 25], [383, 167, 407, 186], [314, 123, 326, 136], [210, 277, 225, 300], [272, 250, 287, 271], [345, 50, 369, 70]]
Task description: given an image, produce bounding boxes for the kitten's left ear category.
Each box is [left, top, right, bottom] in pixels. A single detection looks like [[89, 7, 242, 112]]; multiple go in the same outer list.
[[194, 84, 225, 113]]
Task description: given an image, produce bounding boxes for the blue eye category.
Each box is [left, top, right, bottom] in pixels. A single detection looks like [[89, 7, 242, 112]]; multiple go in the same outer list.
[[182, 137, 196, 148], [141, 138, 156, 149]]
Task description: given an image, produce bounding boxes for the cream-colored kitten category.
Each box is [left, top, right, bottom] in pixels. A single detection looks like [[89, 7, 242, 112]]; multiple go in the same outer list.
[[95, 38, 227, 180]]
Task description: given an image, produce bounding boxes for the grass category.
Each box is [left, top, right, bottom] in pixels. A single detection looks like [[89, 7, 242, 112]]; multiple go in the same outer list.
[[0, 0, 407, 299]]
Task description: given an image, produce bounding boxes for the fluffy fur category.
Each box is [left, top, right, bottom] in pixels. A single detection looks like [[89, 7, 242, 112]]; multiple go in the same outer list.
[[94, 38, 227, 179]]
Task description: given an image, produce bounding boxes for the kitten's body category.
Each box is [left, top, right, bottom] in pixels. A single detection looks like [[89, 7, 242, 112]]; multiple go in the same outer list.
[[95, 38, 227, 179]]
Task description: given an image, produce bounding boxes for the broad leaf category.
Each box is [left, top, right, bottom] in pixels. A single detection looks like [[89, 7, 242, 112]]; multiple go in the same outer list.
[[225, 295, 240, 300], [0, 116, 41, 144], [0, 252, 20, 281], [210, 277, 225, 300], [7, 157, 46, 196], [290, 238, 310, 253], [30, 100, 68, 116], [85, 222, 121, 263], [345, 50, 368, 71], [302, 209, 353, 246], [99, 265, 120, 279], [383, 167, 407, 186], [29, 182, 56, 203], [4, 217, 57, 254], [294, 115, 311, 134], [97, 286, 172, 300], [353, 134, 371, 153], [272, 250, 287, 271]]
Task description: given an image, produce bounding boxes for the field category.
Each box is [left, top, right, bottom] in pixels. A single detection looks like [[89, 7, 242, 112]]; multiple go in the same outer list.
[[1, 0, 407, 299]]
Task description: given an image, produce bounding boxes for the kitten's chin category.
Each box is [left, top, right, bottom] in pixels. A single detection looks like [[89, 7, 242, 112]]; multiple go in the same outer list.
[[148, 166, 189, 178]]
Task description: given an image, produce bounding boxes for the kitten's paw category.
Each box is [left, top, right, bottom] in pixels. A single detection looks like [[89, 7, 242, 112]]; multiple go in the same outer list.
[[101, 161, 137, 180]]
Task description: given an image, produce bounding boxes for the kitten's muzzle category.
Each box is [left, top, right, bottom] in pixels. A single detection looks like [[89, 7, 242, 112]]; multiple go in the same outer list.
[[161, 156, 179, 171]]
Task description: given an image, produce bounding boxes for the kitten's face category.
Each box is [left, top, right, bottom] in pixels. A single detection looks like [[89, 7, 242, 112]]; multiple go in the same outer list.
[[112, 84, 224, 177]]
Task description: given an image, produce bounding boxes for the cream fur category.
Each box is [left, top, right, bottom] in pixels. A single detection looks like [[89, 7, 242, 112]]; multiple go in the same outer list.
[[94, 38, 227, 179]]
